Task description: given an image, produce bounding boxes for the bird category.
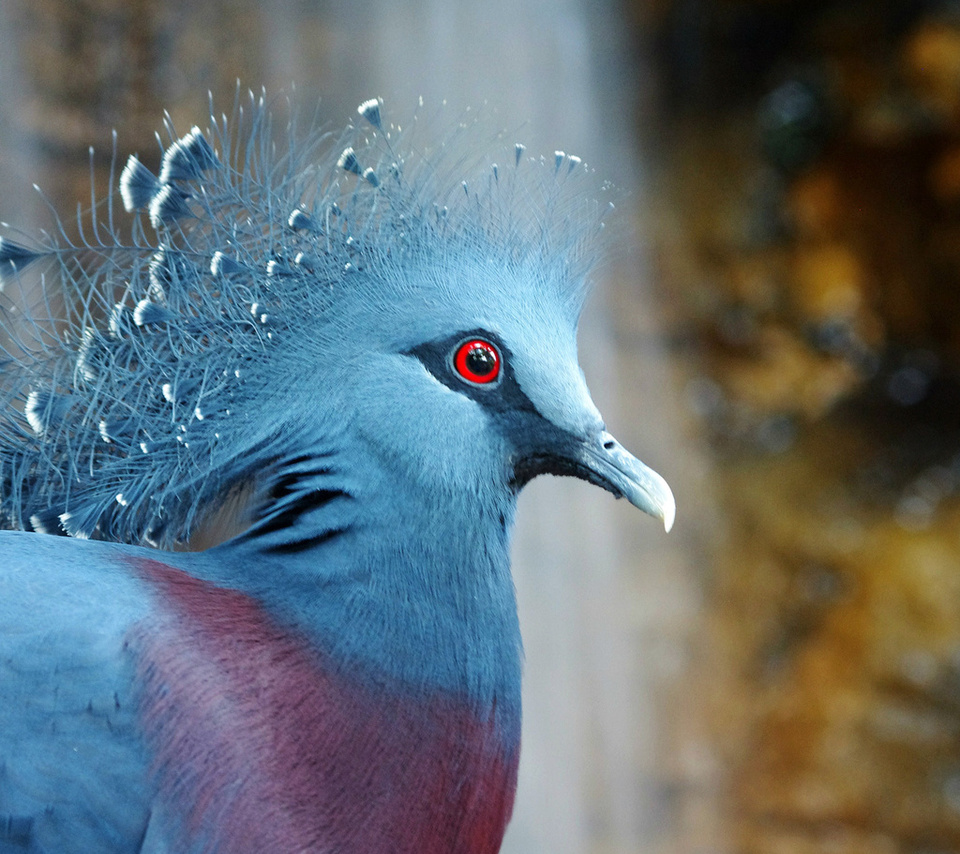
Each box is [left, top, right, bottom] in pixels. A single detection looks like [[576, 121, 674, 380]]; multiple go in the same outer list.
[[0, 92, 674, 854]]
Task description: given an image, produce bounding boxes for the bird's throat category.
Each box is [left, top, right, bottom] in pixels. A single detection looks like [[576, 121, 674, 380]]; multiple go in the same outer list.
[[218, 473, 525, 715]]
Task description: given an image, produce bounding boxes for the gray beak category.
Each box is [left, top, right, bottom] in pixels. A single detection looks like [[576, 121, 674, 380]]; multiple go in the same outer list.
[[507, 409, 676, 532], [577, 431, 675, 532]]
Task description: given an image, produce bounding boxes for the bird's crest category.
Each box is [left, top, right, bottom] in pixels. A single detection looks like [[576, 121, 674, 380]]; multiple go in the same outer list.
[[0, 91, 613, 547]]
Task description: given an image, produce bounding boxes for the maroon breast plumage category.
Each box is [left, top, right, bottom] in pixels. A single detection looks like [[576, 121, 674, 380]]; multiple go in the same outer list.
[[129, 556, 519, 853]]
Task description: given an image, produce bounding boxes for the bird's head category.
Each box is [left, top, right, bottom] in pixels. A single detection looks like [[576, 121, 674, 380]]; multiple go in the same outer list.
[[0, 95, 673, 546], [313, 247, 674, 532]]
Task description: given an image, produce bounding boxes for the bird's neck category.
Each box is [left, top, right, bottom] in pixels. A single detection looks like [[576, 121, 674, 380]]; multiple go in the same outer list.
[[140, 457, 524, 851], [192, 470, 523, 737], [129, 555, 520, 854]]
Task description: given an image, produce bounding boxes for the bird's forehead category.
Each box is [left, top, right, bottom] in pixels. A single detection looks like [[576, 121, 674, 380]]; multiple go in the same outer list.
[[352, 253, 581, 351]]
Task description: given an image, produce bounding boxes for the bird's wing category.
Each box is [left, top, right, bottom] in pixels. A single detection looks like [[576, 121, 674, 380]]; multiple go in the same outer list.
[[0, 532, 155, 853]]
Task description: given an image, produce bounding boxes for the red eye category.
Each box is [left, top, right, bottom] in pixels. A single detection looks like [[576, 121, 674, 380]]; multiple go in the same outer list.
[[453, 339, 501, 385]]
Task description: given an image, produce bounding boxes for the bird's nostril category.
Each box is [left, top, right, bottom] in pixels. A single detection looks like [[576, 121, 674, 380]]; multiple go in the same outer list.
[[603, 439, 615, 451]]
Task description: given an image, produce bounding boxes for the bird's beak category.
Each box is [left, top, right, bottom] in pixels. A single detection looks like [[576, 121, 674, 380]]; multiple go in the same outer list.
[[574, 431, 675, 532], [512, 420, 676, 532]]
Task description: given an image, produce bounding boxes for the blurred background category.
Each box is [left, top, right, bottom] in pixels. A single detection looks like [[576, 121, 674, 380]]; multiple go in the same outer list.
[[5, 1, 960, 852]]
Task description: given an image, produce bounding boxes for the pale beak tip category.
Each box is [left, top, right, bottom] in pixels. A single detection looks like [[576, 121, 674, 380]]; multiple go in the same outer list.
[[662, 490, 676, 533], [640, 462, 675, 533]]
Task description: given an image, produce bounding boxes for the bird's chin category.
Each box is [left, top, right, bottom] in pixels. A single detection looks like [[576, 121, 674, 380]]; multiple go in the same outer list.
[[511, 453, 606, 490]]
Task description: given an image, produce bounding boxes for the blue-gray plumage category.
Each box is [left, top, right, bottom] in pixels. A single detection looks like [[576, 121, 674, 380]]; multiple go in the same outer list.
[[0, 93, 674, 854]]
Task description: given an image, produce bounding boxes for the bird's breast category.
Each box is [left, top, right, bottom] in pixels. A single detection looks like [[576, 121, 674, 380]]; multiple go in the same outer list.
[[126, 556, 519, 854]]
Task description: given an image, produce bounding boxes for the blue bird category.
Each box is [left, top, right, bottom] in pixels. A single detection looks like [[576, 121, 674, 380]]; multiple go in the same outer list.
[[0, 94, 674, 854]]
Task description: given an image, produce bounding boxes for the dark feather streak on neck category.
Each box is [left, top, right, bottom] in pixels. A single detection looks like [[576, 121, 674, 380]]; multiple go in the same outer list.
[[259, 526, 348, 555], [233, 454, 353, 552]]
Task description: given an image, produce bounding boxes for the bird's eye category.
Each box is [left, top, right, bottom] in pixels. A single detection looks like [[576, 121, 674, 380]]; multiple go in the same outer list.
[[453, 338, 501, 385]]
